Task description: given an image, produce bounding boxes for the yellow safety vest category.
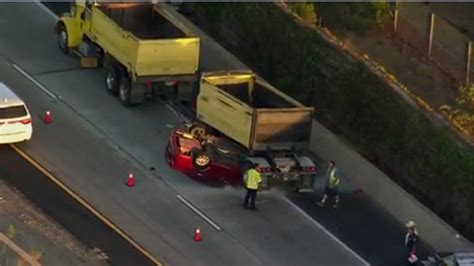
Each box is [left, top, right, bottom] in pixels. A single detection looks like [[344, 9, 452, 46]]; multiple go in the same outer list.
[[328, 168, 340, 188], [245, 169, 262, 190]]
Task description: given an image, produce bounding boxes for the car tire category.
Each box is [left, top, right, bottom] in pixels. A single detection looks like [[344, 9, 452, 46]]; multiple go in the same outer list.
[[105, 66, 121, 95], [189, 123, 207, 139], [191, 147, 212, 172]]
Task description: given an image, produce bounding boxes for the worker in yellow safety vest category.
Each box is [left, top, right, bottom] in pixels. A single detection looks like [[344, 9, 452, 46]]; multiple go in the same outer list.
[[243, 163, 262, 210], [317, 160, 341, 208]]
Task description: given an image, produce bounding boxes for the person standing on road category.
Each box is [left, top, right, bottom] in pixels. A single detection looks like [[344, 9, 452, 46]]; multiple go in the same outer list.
[[243, 163, 262, 210], [405, 220, 419, 265], [317, 160, 341, 208]]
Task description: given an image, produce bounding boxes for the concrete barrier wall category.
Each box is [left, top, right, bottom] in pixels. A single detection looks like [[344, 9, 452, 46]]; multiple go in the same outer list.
[[164, 4, 474, 252]]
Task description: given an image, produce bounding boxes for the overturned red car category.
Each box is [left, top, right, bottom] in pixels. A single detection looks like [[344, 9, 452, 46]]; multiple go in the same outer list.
[[164, 128, 243, 186]]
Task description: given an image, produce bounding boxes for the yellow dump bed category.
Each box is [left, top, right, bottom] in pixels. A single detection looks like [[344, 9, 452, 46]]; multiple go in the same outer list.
[[196, 71, 315, 152], [89, 2, 199, 78]]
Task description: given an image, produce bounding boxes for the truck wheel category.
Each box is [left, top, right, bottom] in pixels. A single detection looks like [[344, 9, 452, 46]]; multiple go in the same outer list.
[[191, 148, 212, 172], [189, 123, 207, 139], [105, 66, 121, 95], [119, 75, 132, 106], [57, 23, 69, 54]]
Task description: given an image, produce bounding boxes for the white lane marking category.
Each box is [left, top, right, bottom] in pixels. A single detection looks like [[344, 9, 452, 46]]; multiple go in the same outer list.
[[176, 195, 223, 231], [165, 103, 181, 120], [165, 102, 191, 124], [11, 63, 59, 101], [33, 0, 59, 19], [282, 196, 371, 266]]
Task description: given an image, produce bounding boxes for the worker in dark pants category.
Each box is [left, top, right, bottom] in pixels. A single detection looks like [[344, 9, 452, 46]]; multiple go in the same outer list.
[[405, 220, 419, 265], [243, 163, 262, 210], [317, 160, 341, 208]]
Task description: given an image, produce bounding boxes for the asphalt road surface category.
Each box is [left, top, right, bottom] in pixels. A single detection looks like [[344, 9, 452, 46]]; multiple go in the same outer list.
[[0, 145, 155, 266]]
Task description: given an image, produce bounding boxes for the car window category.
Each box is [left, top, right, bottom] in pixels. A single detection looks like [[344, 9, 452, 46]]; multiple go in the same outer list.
[[0, 105, 27, 119]]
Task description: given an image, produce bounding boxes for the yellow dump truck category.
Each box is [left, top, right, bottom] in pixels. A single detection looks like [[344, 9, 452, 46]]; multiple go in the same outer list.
[[55, 1, 200, 105], [184, 71, 317, 192]]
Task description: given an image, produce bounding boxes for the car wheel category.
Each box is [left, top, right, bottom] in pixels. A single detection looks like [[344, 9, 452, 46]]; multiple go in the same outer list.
[[189, 123, 207, 139], [105, 66, 121, 95], [57, 23, 69, 54], [191, 148, 212, 172]]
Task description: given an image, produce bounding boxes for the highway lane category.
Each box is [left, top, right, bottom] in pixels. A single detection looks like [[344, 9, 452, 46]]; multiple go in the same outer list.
[[0, 2, 367, 266], [0, 144, 155, 266]]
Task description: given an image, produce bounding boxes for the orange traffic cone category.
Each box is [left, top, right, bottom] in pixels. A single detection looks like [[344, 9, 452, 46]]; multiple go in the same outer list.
[[193, 228, 202, 242], [126, 173, 135, 187], [44, 110, 52, 124]]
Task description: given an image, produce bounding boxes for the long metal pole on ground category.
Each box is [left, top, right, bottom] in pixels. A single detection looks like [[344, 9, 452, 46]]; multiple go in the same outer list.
[[466, 41, 472, 85], [428, 13, 435, 57]]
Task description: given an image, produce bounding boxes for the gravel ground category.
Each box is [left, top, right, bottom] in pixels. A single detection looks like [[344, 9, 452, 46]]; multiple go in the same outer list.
[[0, 180, 108, 266]]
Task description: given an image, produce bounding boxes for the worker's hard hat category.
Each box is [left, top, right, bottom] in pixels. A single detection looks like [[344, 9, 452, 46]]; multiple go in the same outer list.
[[406, 220, 416, 228]]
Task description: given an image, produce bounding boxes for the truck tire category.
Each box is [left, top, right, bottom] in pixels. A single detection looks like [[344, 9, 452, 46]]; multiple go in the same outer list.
[[119, 75, 132, 106], [57, 23, 69, 54], [191, 148, 212, 172], [105, 66, 121, 95]]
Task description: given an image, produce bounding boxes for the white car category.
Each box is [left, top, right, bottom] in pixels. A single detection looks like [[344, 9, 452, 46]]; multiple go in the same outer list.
[[0, 82, 33, 144]]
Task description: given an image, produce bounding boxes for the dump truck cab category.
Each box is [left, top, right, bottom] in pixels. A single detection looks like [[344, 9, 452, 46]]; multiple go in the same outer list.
[[55, 0, 200, 105]]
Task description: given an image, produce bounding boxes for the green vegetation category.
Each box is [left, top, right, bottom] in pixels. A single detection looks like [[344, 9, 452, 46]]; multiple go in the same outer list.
[[315, 2, 392, 34], [442, 84, 474, 135], [285, 2, 393, 34], [188, 3, 474, 240], [286, 2, 317, 25]]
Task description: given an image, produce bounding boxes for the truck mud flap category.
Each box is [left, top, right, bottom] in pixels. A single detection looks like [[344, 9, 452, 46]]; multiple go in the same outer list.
[[130, 83, 146, 104]]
